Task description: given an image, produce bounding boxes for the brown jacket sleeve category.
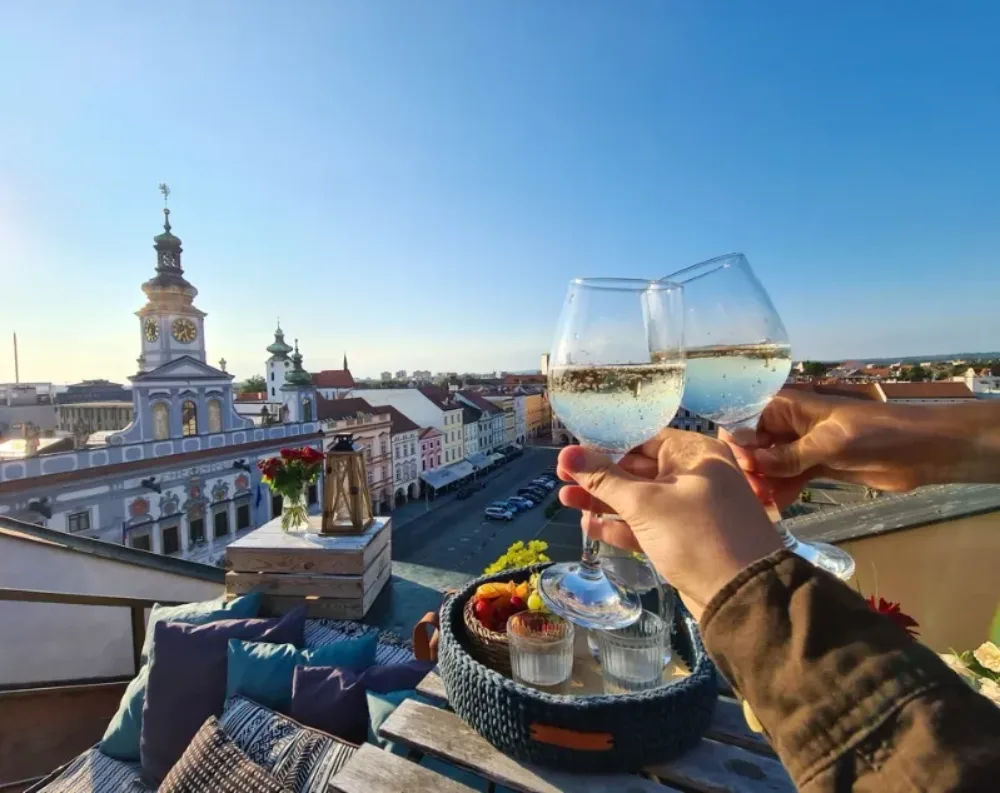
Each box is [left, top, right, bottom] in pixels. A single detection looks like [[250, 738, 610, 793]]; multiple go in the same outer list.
[[700, 550, 1000, 792]]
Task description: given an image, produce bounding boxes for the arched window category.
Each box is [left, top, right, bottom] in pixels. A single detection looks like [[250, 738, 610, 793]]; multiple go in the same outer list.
[[152, 402, 170, 440], [302, 398, 313, 422], [207, 399, 222, 433], [395, 464, 401, 482], [182, 400, 198, 436]]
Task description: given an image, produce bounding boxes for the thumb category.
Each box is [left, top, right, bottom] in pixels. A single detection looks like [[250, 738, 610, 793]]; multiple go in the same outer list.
[[751, 438, 815, 478], [558, 446, 635, 515]]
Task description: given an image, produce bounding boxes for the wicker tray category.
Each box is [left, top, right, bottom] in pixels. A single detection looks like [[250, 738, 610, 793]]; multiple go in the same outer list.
[[439, 563, 719, 773], [462, 597, 513, 676]]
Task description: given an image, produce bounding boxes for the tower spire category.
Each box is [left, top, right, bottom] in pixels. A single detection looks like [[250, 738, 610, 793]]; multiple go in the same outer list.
[[343, 351, 348, 370], [159, 182, 171, 232]]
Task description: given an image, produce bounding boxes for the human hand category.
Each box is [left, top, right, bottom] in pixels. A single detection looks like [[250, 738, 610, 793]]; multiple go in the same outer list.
[[721, 390, 982, 500], [556, 431, 782, 621]]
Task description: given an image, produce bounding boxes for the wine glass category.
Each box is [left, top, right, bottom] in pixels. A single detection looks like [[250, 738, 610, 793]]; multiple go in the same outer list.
[[540, 278, 685, 629], [664, 253, 855, 580]]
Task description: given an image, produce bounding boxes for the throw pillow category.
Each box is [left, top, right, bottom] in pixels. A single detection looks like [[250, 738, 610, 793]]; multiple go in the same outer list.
[[220, 694, 357, 793], [139, 607, 306, 786], [159, 716, 289, 793], [225, 632, 378, 712], [289, 660, 434, 744], [99, 592, 262, 761]]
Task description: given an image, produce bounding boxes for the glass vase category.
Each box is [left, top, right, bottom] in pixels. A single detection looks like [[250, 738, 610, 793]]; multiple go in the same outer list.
[[280, 487, 309, 532]]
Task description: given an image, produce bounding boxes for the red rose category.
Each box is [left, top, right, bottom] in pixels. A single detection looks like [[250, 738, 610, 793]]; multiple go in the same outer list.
[[867, 595, 920, 638], [300, 446, 323, 465], [280, 448, 299, 461]]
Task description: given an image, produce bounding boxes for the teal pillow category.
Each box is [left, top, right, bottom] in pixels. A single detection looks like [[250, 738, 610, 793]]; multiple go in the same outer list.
[[99, 593, 262, 761], [141, 593, 262, 662], [366, 689, 416, 755], [226, 633, 377, 712]]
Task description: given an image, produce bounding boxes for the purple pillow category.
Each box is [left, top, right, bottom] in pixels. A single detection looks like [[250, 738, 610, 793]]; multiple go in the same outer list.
[[140, 607, 306, 785], [289, 660, 434, 743]]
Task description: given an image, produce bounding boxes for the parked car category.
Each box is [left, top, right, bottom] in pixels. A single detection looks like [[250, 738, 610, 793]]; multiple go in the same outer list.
[[489, 500, 511, 510], [517, 487, 542, 499], [484, 506, 515, 521], [532, 479, 556, 490], [508, 496, 535, 510], [524, 486, 548, 501]]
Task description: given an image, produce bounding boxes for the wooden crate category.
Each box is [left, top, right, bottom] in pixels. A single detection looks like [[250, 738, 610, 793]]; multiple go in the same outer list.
[[225, 516, 392, 620]]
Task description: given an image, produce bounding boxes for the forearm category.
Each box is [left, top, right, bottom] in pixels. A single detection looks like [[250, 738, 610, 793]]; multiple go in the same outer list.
[[701, 551, 1000, 791], [903, 401, 1000, 486]]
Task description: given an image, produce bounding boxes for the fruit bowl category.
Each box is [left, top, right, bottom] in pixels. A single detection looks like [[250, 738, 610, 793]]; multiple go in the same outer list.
[[462, 597, 515, 675]]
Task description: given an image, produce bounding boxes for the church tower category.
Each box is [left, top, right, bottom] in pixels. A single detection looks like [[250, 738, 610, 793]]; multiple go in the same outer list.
[[135, 184, 207, 372], [265, 322, 293, 400], [281, 340, 317, 423]]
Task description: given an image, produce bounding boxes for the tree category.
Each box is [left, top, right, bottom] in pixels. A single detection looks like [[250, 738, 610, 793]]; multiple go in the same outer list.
[[934, 370, 949, 381], [239, 375, 266, 393], [904, 365, 928, 382], [801, 361, 828, 377]]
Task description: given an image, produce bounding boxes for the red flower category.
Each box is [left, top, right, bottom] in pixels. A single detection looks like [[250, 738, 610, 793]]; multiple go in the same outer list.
[[299, 446, 324, 465], [867, 596, 920, 638], [279, 448, 300, 461]]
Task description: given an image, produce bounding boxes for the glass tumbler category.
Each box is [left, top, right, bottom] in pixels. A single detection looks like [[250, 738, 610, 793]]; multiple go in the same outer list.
[[595, 609, 667, 694], [507, 612, 575, 688]]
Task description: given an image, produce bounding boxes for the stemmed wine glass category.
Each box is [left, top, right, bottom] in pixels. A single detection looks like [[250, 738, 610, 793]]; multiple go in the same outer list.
[[540, 278, 685, 629], [664, 253, 855, 580]]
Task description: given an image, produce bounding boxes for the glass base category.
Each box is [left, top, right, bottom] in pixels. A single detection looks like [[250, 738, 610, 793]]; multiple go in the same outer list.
[[789, 537, 856, 580], [538, 562, 642, 630]]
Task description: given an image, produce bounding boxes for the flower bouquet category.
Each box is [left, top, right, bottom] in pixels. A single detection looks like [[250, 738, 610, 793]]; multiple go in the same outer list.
[[258, 446, 324, 531]]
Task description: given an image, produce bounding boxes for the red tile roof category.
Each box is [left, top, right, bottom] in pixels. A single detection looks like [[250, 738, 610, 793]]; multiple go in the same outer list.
[[417, 386, 461, 412], [234, 392, 268, 402], [380, 404, 420, 435], [878, 382, 975, 400], [419, 427, 443, 440], [456, 390, 504, 415], [503, 373, 546, 386], [316, 396, 389, 422], [312, 369, 356, 389]]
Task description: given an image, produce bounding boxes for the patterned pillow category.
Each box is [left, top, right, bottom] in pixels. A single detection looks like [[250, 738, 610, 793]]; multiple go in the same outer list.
[[220, 695, 357, 793], [159, 716, 289, 793]]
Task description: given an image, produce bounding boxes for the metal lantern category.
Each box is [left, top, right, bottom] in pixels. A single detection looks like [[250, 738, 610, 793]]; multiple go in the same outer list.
[[321, 433, 374, 535]]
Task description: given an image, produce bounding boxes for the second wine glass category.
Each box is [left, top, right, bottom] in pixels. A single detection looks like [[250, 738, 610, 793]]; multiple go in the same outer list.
[[540, 278, 685, 629]]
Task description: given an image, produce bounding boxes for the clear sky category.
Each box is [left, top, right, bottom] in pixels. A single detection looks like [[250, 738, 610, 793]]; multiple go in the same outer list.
[[1, 1, 997, 384]]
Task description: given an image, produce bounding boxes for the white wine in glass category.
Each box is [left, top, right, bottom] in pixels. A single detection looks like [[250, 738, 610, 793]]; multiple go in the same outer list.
[[665, 253, 855, 580], [541, 278, 685, 630]]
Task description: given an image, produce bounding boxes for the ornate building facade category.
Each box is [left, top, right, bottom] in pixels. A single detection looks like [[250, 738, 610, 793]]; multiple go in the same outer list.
[[0, 194, 323, 564]]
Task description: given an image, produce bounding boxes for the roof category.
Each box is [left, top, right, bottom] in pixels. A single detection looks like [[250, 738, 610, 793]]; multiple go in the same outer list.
[[878, 382, 975, 400], [312, 369, 356, 389], [235, 392, 268, 402], [0, 514, 224, 583], [502, 373, 546, 386], [461, 406, 482, 425], [781, 382, 881, 401], [0, 436, 75, 460], [863, 367, 893, 378], [419, 427, 442, 440], [784, 484, 1000, 544], [54, 401, 132, 409], [457, 390, 503, 415], [381, 404, 420, 435], [316, 396, 389, 422], [417, 386, 461, 412]]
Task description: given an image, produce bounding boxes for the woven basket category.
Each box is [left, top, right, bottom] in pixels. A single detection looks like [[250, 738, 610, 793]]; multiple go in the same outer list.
[[462, 598, 513, 676], [439, 563, 718, 773]]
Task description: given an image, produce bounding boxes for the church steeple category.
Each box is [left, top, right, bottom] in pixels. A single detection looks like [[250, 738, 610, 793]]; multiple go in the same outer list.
[[343, 351, 349, 370], [144, 183, 195, 294], [266, 320, 294, 361], [284, 339, 313, 387]]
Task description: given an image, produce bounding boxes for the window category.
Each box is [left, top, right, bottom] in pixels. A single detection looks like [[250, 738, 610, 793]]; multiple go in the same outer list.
[[181, 400, 198, 436], [307, 483, 318, 506], [271, 387, 275, 397], [162, 524, 180, 555], [270, 371, 274, 381], [152, 402, 170, 440], [213, 509, 229, 538], [367, 468, 373, 484], [302, 398, 313, 422], [437, 454, 441, 466], [207, 398, 222, 433], [395, 464, 401, 482], [422, 459, 426, 471], [68, 510, 90, 533], [236, 500, 251, 530], [131, 532, 152, 551], [189, 516, 205, 544]]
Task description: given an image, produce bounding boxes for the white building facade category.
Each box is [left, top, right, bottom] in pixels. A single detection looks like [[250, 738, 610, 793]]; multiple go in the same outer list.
[[352, 387, 466, 467]]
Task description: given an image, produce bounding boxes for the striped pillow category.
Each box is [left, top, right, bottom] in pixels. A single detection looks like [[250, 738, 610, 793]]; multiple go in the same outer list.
[[219, 695, 357, 793]]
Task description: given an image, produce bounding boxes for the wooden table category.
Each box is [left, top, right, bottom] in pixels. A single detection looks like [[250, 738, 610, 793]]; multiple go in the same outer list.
[[330, 665, 795, 793]]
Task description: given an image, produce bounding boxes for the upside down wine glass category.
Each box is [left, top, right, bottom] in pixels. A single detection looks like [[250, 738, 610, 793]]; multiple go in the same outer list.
[[665, 253, 855, 580], [540, 278, 686, 629]]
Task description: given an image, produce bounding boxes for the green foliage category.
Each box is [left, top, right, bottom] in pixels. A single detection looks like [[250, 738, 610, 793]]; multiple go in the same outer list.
[[240, 375, 266, 393], [800, 489, 813, 503], [991, 604, 1000, 646], [801, 361, 828, 377], [904, 365, 928, 382], [484, 540, 550, 575]]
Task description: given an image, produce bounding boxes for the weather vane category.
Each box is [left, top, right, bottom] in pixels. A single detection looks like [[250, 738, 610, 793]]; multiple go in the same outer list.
[[159, 183, 170, 207]]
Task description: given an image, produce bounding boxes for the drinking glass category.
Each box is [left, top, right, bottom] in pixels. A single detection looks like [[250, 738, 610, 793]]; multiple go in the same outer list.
[[664, 253, 855, 580], [507, 611, 575, 688], [540, 278, 685, 629], [595, 609, 667, 694]]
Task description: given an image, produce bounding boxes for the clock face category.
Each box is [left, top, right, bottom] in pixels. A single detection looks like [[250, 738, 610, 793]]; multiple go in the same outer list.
[[143, 319, 159, 342], [171, 318, 198, 344]]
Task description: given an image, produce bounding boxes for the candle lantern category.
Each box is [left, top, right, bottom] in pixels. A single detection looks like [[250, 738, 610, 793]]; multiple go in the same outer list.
[[321, 433, 374, 534]]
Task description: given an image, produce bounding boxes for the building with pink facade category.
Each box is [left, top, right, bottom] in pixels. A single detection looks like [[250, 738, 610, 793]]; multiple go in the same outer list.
[[419, 427, 443, 474]]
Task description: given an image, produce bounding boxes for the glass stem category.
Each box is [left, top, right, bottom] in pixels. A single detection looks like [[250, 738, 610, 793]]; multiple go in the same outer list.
[[580, 530, 603, 579]]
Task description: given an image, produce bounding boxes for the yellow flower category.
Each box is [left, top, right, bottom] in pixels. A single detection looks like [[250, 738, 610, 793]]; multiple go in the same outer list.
[[979, 678, 1000, 708], [973, 641, 1000, 674], [939, 653, 978, 685]]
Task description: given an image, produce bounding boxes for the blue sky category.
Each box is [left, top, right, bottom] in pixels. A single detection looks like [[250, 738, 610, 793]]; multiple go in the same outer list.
[[1, 1, 997, 384]]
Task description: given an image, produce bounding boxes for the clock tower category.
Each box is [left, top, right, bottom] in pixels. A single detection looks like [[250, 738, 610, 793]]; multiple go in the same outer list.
[[135, 185, 207, 371]]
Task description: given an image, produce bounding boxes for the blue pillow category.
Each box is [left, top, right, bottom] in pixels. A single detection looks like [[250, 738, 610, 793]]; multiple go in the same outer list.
[[226, 633, 378, 712], [99, 593, 262, 761]]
